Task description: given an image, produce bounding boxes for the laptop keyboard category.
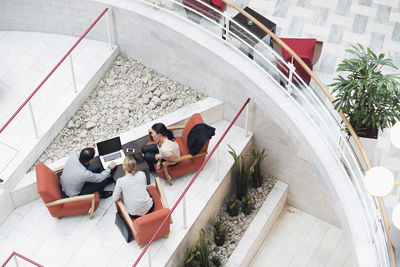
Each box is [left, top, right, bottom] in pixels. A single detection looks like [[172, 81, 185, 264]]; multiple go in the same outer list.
[[104, 151, 122, 162]]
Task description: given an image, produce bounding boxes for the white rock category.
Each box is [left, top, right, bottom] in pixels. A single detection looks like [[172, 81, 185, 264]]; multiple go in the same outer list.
[[67, 121, 75, 128], [152, 96, 161, 106], [153, 89, 161, 97], [116, 101, 123, 108], [86, 121, 96, 129]]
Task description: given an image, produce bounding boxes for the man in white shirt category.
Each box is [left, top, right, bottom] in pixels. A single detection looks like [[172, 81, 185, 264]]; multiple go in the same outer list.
[[61, 147, 117, 199]]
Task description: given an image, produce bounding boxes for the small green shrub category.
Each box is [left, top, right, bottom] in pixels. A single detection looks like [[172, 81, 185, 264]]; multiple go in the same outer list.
[[228, 145, 251, 200], [183, 229, 211, 267], [226, 197, 240, 217], [209, 218, 227, 246], [194, 229, 210, 267], [249, 148, 267, 188], [241, 195, 253, 216], [211, 255, 222, 267], [184, 247, 197, 267]]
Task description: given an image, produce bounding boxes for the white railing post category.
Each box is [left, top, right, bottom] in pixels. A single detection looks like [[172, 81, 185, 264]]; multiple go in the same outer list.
[[183, 195, 187, 229], [69, 55, 78, 93], [28, 102, 39, 139], [148, 246, 152, 267], [287, 59, 295, 95], [215, 146, 220, 182], [107, 9, 113, 50], [224, 16, 230, 43], [245, 103, 249, 137], [13, 255, 20, 267]]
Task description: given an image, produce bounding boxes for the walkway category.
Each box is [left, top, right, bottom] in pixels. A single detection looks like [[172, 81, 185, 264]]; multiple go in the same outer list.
[[251, 206, 354, 267], [0, 31, 115, 184]]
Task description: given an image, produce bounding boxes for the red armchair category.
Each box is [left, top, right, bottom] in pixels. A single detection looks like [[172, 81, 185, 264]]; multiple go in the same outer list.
[[35, 163, 99, 219], [115, 177, 171, 247], [148, 113, 209, 185], [271, 38, 323, 84]]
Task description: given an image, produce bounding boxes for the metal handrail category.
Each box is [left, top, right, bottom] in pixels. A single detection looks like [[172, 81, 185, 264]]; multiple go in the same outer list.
[[0, 8, 110, 134], [133, 98, 250, 266], [1, 251, 43, 267]]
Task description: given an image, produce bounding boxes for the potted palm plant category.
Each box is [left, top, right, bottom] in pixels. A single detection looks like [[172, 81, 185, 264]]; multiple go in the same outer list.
[[330, 43, 400, 165]]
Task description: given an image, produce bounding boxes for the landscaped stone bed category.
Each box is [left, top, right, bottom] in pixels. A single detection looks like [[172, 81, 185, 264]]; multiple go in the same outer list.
[[35, 54, 206, 165], [209, 175, 277, 265]]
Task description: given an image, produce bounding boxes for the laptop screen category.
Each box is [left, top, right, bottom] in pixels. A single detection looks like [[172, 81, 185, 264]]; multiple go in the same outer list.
[[97, 137, 122, 156]]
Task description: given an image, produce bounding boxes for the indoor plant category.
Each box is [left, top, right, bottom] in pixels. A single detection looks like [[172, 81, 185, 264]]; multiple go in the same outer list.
[[330, 43, 400, 139]]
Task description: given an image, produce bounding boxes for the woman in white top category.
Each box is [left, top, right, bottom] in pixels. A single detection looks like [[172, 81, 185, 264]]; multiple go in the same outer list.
[[141, 123, 180, 170], [112, 156, 153, 218]]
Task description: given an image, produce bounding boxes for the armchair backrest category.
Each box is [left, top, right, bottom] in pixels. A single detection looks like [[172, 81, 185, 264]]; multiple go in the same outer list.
[[182, 113, 204, 146], [36, 163, 62, 204]]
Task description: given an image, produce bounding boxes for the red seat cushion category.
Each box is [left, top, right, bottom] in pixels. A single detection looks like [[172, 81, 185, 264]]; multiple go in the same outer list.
[[280, 38, 316, 84]]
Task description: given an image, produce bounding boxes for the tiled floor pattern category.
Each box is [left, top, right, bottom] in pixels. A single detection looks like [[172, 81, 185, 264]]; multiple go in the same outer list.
[[251, 206, 354, 267], [0, 120, 251, 267], [0, 31, 114, 182]]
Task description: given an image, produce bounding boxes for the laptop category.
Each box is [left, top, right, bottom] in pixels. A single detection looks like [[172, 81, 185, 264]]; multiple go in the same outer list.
[[97, 137, 124, 168]]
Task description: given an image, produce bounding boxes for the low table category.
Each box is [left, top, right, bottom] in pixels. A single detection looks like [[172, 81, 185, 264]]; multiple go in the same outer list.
[[224, 7, 276, 58], [94, 136, 151, 185]]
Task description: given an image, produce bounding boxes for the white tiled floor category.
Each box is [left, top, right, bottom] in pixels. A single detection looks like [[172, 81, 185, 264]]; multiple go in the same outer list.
[[0, 31, 115, 182], [0, 120, 252, 267], [251, 206, 355, 267]]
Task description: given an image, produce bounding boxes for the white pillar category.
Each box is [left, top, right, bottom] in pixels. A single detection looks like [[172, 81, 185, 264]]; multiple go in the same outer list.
[[215, 146, 220, 182], [107, 9, 113, 50], [148, 246, 152, 267], [13, 255, 20, 267], [69, 55, 77, 93], [183, 195, 187, 229], [28, 102, 39, 139], [287, 60, 295, 95], [245, 103, 250, 137]]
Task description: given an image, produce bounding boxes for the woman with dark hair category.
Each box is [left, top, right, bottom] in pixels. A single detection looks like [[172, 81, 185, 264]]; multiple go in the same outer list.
[[141, 123, 180, 170]]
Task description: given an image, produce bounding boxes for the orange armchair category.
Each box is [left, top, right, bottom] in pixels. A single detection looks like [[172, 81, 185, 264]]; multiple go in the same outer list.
[[149, 113, 209, 185], [115, 177, 171, 247], [35, 163, 99, 219]]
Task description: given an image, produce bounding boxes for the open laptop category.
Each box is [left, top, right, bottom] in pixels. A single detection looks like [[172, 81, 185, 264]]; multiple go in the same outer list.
[[97, 137, 124, 168]]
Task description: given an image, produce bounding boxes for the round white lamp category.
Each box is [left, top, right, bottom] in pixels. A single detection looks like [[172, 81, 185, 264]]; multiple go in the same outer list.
[[393, 203, 400, 230], [364, 166, 394, 197], [390, 122, 400, 149]]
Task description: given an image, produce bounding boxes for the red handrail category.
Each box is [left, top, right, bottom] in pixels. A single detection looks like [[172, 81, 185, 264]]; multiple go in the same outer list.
[[0, 8, 109, 134], [133, 98, 251, 266], [1, 251, 43, 267]]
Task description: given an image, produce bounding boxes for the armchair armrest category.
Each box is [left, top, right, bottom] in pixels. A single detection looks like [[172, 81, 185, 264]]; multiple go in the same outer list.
[[155, 177, 169, 209], [115, 200, 138, 236], [167, 125, 185, 130], [46, 193, 96, 219], [162, 151, 207, 166], [155, 177, 172, 223], [52, 166, 64, 173]]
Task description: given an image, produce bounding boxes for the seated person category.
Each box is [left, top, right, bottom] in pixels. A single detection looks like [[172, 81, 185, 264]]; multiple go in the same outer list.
[[60, 146, 116, 199], [112, 156, 154, 218], [141, 123, 180, 170]]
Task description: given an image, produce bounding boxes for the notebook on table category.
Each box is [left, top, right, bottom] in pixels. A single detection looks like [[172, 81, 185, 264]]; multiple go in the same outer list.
[[97, 137, 124, 169]]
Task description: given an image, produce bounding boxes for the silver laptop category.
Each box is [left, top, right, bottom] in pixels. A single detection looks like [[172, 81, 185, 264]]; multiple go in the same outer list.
[[97, 137, 124, 168]]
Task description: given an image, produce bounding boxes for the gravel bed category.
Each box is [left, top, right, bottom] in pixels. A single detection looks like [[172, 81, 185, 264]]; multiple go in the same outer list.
[[35, 54, 206, 166], [207, 176, 278, 265]]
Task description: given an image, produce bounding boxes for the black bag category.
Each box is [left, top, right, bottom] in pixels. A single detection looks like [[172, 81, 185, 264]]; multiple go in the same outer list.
[[115, 210, 133, 242]]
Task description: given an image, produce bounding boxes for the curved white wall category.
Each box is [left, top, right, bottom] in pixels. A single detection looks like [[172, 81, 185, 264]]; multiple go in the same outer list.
[[0, 0, 382, 265]]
